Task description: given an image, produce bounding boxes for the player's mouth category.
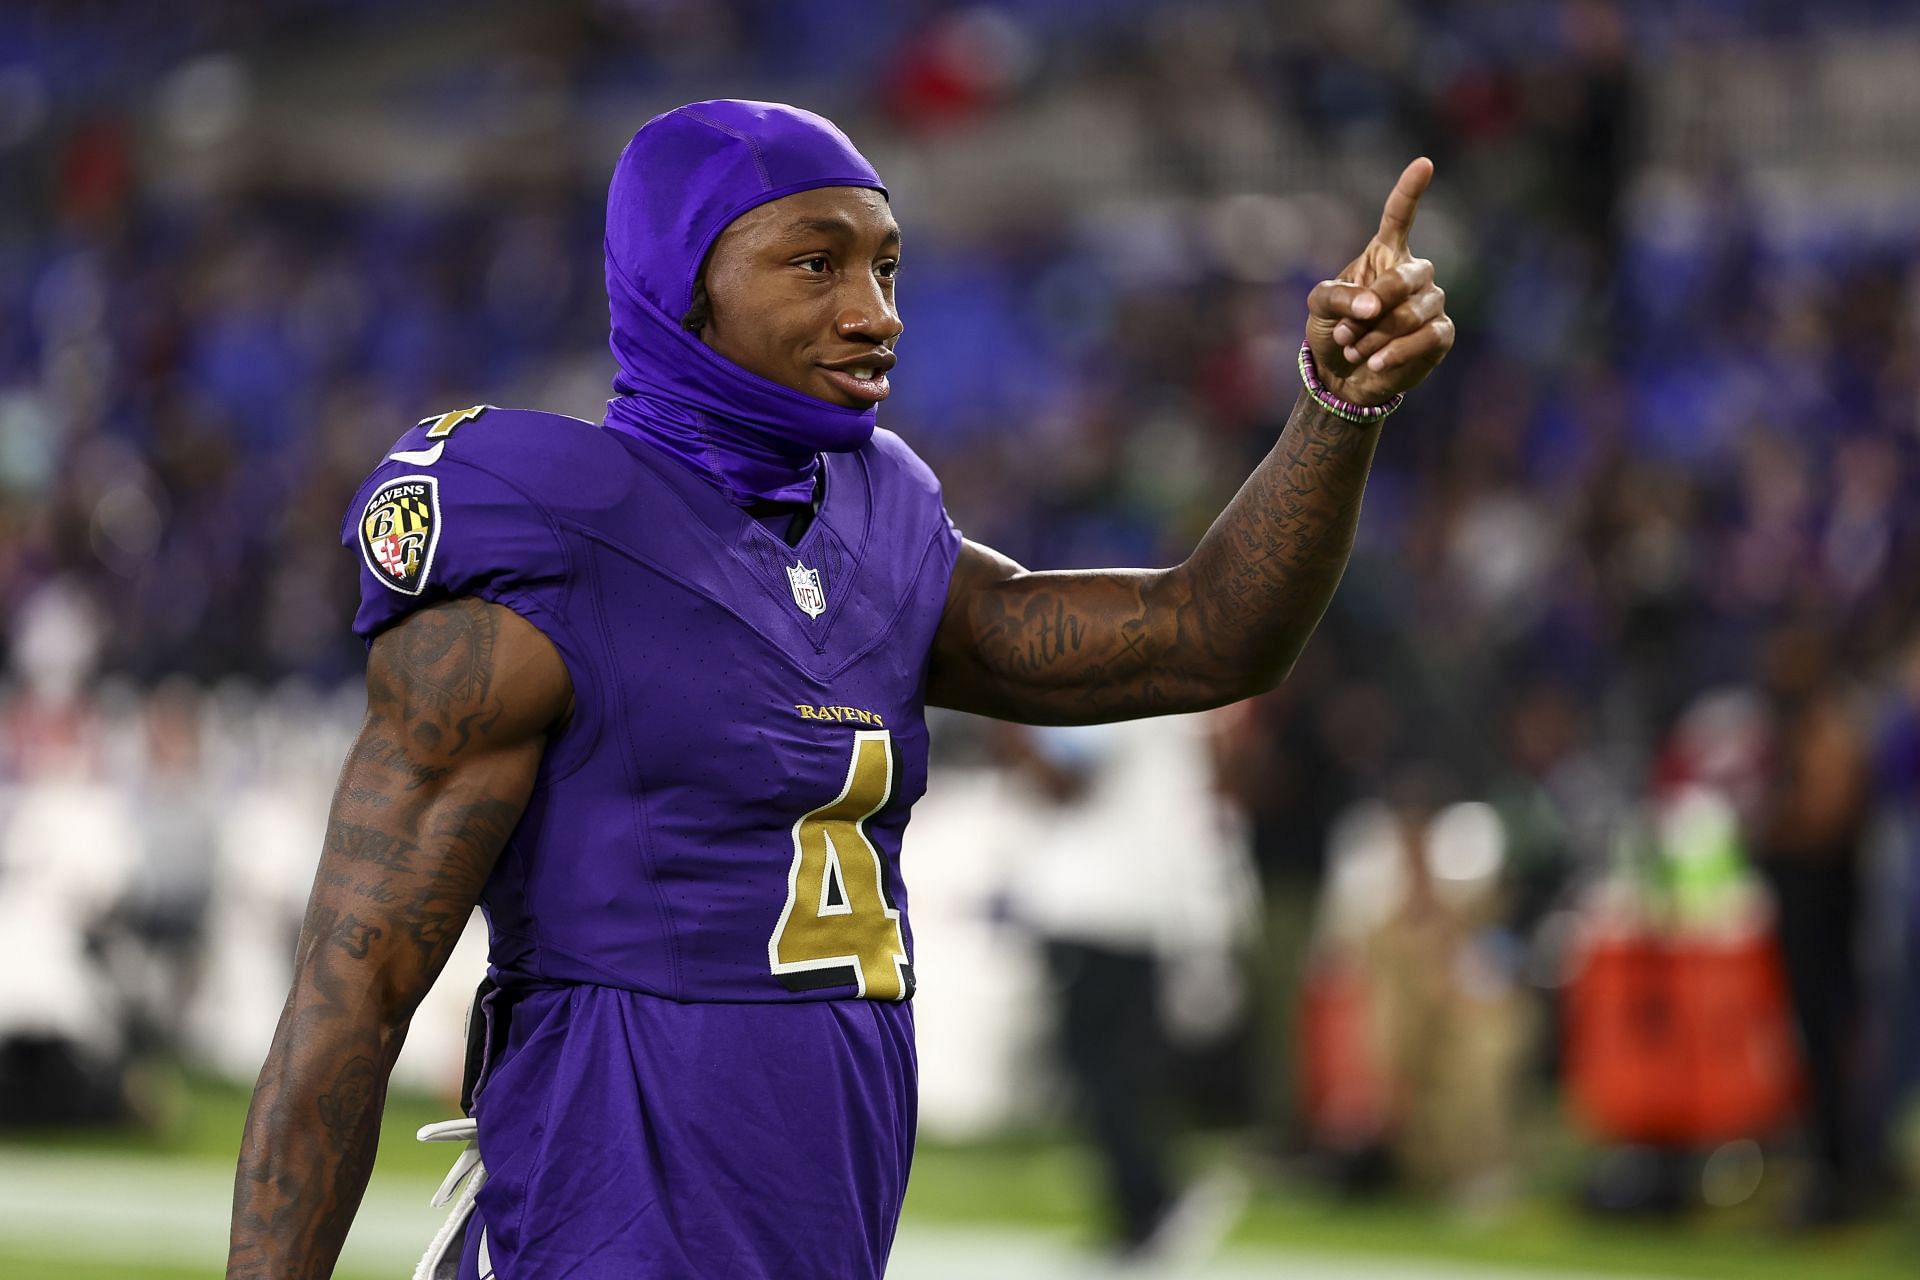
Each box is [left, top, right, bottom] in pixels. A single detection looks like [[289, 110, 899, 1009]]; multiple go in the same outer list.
[[818, 351, 895, 405]]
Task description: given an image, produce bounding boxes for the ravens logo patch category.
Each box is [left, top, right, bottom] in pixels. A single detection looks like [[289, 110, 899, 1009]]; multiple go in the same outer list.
[[359, 474, 441, 595]]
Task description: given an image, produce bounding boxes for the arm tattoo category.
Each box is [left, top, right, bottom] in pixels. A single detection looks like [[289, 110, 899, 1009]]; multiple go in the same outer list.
[[346, 735, 449, 790], [933, 390, 1380, 723], [1183, 392, 1379, 669], [1002, 594, 1087, 677], [387, 600, 504, 750], [228, 598, 566, 1279]]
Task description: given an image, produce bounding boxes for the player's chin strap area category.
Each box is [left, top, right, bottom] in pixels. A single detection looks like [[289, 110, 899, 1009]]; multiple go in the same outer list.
[[413, 1117, 489, 1280]]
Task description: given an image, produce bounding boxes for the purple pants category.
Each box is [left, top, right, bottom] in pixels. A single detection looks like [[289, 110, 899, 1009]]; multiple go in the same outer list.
[[457, 984, 916, 1279]]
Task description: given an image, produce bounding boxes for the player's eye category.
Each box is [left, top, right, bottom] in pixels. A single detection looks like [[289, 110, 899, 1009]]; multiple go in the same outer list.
[[796, 255, 830, 273], [876, 259, 900, 280]]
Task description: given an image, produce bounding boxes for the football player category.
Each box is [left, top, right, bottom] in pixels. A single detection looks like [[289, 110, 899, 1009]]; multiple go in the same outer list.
[[227, 100, 1451, 1279]]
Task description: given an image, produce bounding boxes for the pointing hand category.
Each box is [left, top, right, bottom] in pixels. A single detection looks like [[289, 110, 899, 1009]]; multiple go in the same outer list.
[[1304, 158, 1455, 408]]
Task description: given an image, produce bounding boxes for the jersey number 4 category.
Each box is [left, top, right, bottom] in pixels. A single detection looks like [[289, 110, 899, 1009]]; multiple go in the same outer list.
[[768, 729, 914, 1001]]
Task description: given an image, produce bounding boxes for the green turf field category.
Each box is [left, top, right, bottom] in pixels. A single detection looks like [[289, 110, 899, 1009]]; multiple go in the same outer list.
[[0, 1076, 1913, 1279]]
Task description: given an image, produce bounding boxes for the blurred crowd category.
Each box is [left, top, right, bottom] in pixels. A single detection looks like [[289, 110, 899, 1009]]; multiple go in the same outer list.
[[0, 0, 1918, 1243]]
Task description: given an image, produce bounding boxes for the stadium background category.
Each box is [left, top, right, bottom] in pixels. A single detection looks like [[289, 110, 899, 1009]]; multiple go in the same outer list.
[[1, 0, 1918, 1276]]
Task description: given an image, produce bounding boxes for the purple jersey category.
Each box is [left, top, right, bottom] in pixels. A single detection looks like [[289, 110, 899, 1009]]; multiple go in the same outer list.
[[343, 406, 961, 1277]]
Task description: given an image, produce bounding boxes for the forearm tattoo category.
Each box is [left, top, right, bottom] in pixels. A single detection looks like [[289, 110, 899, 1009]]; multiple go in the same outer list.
[[1181, 390, 1381, 677], [938, 390, 1380, 723], [228, 598, 553, 1279]]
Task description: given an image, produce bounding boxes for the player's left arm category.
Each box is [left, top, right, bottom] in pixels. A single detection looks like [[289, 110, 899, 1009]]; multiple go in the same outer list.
[[927, 159, 1452, 725]]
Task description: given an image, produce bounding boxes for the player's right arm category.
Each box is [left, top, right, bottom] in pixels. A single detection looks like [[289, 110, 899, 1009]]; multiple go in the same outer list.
[[926, 160, 1448, 725], [227, 597, 571, 1280]]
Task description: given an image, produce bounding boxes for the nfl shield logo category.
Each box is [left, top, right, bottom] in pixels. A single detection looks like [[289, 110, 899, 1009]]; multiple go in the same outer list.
[[787, 560, 826, 619]]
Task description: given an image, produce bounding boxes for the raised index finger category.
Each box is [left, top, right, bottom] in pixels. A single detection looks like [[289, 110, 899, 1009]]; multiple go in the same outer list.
[[1375, 157, 1434, 253]]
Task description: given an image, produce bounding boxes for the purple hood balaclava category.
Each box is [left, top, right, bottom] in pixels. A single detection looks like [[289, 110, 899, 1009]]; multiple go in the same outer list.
[[602, 99, 888, 507]]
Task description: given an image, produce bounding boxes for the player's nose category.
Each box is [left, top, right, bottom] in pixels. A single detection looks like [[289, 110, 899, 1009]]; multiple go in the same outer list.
[[835, 280, 902, 346]]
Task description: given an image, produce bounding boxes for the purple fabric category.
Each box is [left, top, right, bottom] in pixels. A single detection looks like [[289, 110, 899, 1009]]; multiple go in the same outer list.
[[602, 99, 888, 506], [343, 408, 962, 1003], [344, 405, 961, 1274], [458, 986, 917, 1280]]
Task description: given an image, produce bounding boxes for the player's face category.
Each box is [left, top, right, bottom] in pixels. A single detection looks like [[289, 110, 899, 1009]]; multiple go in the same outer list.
[[698, 186, 903, 409]]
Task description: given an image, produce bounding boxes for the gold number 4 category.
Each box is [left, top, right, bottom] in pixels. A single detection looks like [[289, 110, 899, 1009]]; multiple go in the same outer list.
[[768, 729, 913, 1001]]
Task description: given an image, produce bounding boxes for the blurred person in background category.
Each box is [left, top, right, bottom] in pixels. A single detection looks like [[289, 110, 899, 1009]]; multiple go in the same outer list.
[[1753, 620, 1884, 1224], [99, 676, 219, 1056], [1872, 632, 1920, 1160], [0, 579, 135, 1124], [1302, 768, 1527, 1209], [998, 714, 1253, 1265], [1216, 655, 1429, 1163], [1364, 778, 1525, 1208], [224, 97, 1453, 1279], [1213, 672, 1355, 1158]]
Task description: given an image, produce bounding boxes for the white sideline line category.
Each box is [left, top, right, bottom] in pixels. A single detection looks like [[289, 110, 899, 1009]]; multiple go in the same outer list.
[[0, 1149, 447, 1273], [0, 1148, 1677, 1280]]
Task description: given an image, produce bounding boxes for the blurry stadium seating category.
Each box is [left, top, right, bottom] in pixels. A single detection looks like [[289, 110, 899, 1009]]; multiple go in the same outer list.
[[0, 0, 1916, 1244]]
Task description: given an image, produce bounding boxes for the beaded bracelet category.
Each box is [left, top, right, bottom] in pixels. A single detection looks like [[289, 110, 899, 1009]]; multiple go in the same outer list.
[[1297, 340, 1404, 426]]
